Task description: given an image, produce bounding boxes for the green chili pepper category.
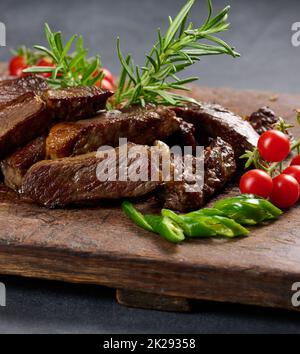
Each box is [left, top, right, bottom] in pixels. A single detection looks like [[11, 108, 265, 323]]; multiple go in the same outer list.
[[162, 209, 248, 238], [185, 208, 227, 218], [121, 200, 153, 232], [162, 209, 216, 237], [213, 195, 282, 225], [145, 215, 185, 243]]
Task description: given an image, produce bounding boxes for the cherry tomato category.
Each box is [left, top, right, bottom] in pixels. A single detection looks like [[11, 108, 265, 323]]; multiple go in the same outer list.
[[101, 68, 114, 84], [37, 58, 55, 78], [258, 130, 290, 162], [99, 78, 114, 91], [283, 165, 300, 185], [239, 169, 273, 198], [9, 55, 27, 76], [94, 68, 114, 88], [290, 154, 300, 166], [270, 174, 300, 208]]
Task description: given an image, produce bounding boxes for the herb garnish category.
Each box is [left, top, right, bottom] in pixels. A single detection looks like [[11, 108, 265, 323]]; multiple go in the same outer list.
[[114, 0, 239, 108], [22, 0, 239, 107], [23, 24, 103, 89]]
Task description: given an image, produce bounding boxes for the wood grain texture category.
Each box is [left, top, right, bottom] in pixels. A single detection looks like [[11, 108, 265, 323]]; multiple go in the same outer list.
[[116, 289, 193, 312], [1, 86, 300, 312]]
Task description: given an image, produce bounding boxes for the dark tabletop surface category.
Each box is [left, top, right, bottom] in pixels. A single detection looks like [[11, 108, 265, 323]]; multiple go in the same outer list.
[[0, 0, 300, 334]]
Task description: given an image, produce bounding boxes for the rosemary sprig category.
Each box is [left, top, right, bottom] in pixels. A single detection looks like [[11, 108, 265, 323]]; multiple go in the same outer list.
[[114, 0, 239, 108], [23, 24, 103, 89]]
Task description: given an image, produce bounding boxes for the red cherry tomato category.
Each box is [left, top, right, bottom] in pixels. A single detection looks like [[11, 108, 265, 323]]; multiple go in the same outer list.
[[290, 154, 300, 166], [101, 68, 114, 84], [99, 78, 114, 91], [283, 165, 300, 185], [37, 58, 55, 78], [9, 55, 28, 76], [258, 130, 290, 162], [270, 174, 300, 209], [239, 169, 273, 198], [94, 68, 114, 88]]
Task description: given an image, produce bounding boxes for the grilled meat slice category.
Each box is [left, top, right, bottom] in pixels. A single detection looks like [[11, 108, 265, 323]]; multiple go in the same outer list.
[[42, 86, 113, 121], [21, 143, 168, 208], [0, 92, 51, 159], [174, 104, 259, 157], [1, 136, 46, 191], [160, 137, 236, 211], [248, 106, 280, 135], [0, 77, 113, 160], [46, 105, 184, 159], [0, 76, 112, 119], [0, 75, 48, 109]]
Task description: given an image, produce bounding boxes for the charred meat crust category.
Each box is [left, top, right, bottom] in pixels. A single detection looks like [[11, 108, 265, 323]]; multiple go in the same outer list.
[[1, 136, 46, 191], [159, 137, 236, 212], [0, 92, 51, 159], [42, 86, 113, 121], [174, 103, 259, 157], [20, 143, 167, 208], [45, 105, 185, 159]]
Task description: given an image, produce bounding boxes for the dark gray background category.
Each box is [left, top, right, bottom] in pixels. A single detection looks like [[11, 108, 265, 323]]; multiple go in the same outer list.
[[0, 0, 300, 334]]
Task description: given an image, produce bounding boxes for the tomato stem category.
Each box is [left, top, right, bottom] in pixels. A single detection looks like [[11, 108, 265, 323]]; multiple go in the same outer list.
[[267, 139, 300, 176]]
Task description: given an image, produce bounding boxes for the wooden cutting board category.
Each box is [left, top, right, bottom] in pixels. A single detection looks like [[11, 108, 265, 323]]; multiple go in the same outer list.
[[1, 85, 300, 313]]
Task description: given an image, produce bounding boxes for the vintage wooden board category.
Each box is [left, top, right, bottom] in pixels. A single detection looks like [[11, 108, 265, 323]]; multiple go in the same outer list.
[[1, 85, 300, 312]]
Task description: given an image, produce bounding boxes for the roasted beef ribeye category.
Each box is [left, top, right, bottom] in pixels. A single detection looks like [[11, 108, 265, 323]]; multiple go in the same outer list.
[[46, 105, 189, 159], [174, 103, 259, 157], [42, 86, 113, 121], [0, 76, 113, 159], [20, 142, 170, 208]]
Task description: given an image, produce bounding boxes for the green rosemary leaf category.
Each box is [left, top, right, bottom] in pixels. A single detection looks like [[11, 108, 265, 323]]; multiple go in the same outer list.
[[33, 45, 58, 62], [114, 0, 239, 108], [164, 0, 195, 50], [116, 38, 137, 84], [25, 24, 103, 89]]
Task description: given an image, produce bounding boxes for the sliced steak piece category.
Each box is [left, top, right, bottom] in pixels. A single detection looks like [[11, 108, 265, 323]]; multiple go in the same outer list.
[[42, 86, 113, 121], [1, 136, 46, 191], [0, 75, 48, 109], [159, 137, 236, 211], [20, 143, 168, 208], [174, 104, 259, 157], [0, 77, 113, 160], [45, 105, 184, 159], [248, 106, 280, 135], [0, 92, 51, 159]]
